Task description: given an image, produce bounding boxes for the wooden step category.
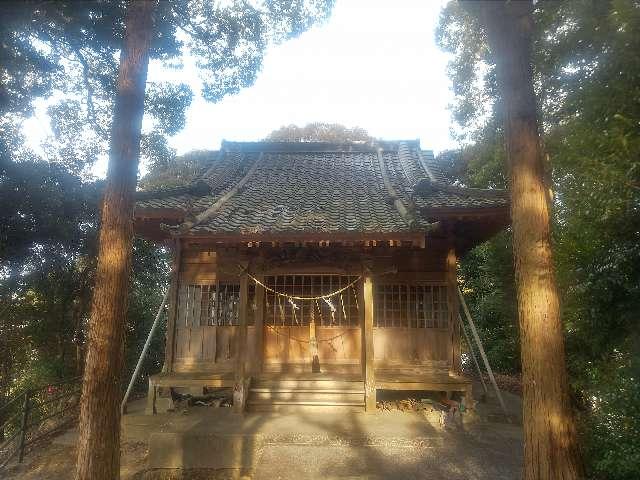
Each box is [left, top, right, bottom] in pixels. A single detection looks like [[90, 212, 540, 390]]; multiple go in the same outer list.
[[250, 388, 363, 394], [248, 399, 364, 406], [249, 390, 364, 403], [247, 403, 364, 413], [248, 375, 365, 412], [262, 363, 361, 375], [257, 372, 363, 381], [252, 379, 364, 391]]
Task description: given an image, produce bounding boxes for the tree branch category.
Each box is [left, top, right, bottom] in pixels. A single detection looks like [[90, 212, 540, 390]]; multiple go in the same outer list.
[[34, 12, 109, 141], [68, 43, 109, 140]]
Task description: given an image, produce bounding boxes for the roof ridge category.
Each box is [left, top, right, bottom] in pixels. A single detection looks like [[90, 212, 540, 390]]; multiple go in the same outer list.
[[167, 152, 264, 235], [198, 149, 224, 182], [199, 150, 249, 197], [220, 139, 421, 152], [396, 141, 413, 184], [134, 181, 210, 201], [376, 147, 415, 228], [416, 149, 438, 183]]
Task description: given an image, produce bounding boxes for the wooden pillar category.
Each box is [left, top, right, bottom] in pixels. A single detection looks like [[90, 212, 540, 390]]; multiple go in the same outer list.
[[145, 378, 157, 415], [310, 319, 320, 373], [163, 239, 182, 373], [253, 273, 265, 375], [446, 246, 461, 375], [363, 275, 376, 412], [233, 266, 249, 413]]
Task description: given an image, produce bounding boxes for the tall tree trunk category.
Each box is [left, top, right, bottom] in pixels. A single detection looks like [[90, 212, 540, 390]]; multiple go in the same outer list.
[[468, 2, 584, 479], [75, 2, 154, 479]]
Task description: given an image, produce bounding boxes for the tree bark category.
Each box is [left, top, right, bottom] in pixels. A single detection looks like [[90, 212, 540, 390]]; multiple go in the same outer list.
[[469, 2, 584, 479], [75, 2, 155, 479]]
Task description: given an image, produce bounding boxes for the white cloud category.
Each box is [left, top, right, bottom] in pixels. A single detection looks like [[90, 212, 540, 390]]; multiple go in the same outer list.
[[167, 0, 455, 155], [25, 0, 456, 179]]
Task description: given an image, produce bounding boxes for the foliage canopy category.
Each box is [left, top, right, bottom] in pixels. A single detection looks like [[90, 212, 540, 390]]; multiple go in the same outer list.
[[0, 0, 334, 412], [266, 122, 373, 143], [436, 1, 640, 477]]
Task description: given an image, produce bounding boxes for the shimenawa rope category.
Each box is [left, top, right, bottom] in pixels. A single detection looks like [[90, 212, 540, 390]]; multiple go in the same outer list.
[[247, 273, 362, 301], [265, 324, 350, 344]]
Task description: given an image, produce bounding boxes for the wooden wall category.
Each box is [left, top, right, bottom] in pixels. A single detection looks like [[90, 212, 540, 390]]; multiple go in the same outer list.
[[317, 327, 361, 364], [171, 245, 254, 372], [262, 326, 362, 369], [372, 328, 450, 365], [263, 326, 309, 365], [173, 326, 257, 373], [169, 241, 458, 374]]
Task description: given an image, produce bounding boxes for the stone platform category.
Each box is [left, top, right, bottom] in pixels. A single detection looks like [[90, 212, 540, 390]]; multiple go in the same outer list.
[[118, 383, 523, 475], [48, 383, 523, 478]]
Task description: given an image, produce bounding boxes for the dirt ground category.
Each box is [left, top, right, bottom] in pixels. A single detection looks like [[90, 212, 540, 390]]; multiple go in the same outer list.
[[3, 440, 148, 480], [3, 384, 523, 480], [4, 429, 523, 480]]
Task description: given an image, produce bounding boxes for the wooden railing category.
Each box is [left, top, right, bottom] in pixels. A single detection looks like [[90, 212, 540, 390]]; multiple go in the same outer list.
[[0, 377, 80, 468]]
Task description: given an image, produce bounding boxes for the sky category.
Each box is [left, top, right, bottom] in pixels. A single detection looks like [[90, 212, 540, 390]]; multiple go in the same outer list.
[[159, 0, 455, 158], [24, 0, 456, 178]]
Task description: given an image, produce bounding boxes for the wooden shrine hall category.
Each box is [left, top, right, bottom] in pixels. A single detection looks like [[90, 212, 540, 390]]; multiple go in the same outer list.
[[134, 140, 509, 413]]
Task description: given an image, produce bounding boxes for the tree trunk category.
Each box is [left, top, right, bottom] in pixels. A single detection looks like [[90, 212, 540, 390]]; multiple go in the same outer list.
[[75, 2, 155, 479], [471, 2, 584, 479]]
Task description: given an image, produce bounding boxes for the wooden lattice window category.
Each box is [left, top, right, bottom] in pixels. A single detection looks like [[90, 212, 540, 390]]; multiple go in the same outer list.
[[264, 275, 360, 327], [374, 284, 448, 328], [178, 283, 255, 327]]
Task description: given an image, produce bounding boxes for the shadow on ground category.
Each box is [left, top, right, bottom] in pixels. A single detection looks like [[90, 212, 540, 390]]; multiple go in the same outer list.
[[3, 382, 523, 480]]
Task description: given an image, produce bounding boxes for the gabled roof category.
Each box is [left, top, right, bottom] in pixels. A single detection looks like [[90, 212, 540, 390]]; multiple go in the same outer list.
[[135, 140, 508, 242]]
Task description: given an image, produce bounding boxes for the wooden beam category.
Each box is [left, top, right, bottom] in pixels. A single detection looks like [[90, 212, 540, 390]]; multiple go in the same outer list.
[[146, 378, 157, 415], [363, 275, 376, 412], [233, 266, 249, 413], [375, 381, 470, 391], [459, 314, 488, 395], [446, 247, 461, 374], [163, 239, 182, 373], [180, 231, 426, 245], [238, 280, 249, 366], [458, 287, 507, 415], [253, 273, 265, 375]]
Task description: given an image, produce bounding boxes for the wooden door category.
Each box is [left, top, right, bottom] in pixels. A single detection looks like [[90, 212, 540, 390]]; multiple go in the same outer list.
[[261, 274, 362, 372]]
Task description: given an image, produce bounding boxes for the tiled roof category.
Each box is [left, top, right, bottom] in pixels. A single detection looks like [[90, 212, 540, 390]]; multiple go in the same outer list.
[[135, 140, 508, 236]]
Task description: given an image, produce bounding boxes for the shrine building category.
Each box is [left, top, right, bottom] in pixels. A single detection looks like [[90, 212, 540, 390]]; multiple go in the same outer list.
[[134, 140, 509, 413]]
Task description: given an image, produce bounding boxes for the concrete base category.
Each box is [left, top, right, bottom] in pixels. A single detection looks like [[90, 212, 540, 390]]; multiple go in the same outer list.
[[149, 433, 264, 470], [127, 380, 524, 475], [153, 396, 174, 414]]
